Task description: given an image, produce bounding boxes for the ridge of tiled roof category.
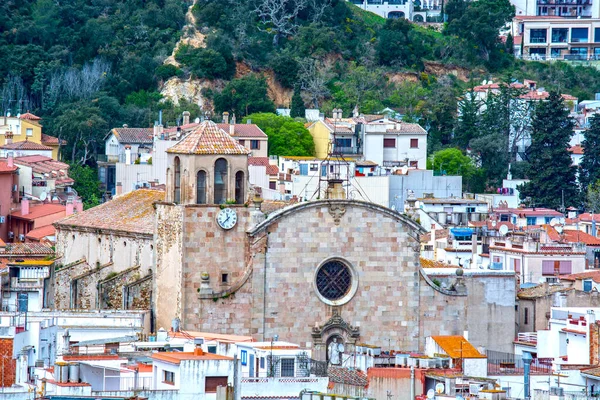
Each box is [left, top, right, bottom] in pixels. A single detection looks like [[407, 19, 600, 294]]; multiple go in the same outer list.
[[517, 283, 573, 299], [168, 121, 250, 155], [20, 112, 41, 120], [248, 157, 270, 166], [386, 123, 427, 134], [41, 134, 67, 146], [111, 127, 154, 144], [560, 270, 600, 283], [216, 123, 267, 138], [0, 158, 18, 173], [0, 243, 54, 255], [569, 145, 584, 155], [14, 155, 72, 182], [55, 189, 164, 235], [1, 140, 53, 150]]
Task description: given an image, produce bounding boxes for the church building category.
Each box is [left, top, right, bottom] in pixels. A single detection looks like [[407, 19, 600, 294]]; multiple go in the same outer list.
[[154, 120, 515, 362]]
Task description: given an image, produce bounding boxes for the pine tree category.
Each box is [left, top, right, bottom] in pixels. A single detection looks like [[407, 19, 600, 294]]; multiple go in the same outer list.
[[454, 88, 480, 149], [580, 113, 600, 190], [519, 91, 578, 210], [290, 84, 305, 118]]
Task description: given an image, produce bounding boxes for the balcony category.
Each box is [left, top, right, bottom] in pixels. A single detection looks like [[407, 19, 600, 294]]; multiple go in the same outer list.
[[11, 278, 44, 290], [530, 38, 547, 44], [516, 332, 537, 345], [240, 377, 328, 398], [334, 146, 362, 155]]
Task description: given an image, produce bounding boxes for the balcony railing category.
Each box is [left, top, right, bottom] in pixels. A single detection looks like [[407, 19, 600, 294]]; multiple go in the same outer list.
[[334, 146, 362, 155], [11, 278, 44, 290], [516, 332, 537, 344], [530, 38, 547, 43]]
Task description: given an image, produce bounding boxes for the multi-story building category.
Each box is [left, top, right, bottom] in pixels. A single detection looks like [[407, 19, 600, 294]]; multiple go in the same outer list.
[[0, 113, 64, 160], [347, 0, 424, 22]]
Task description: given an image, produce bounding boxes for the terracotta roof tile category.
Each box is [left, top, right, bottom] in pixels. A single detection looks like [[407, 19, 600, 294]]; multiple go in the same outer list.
[[168, 121, 250, 155], [560, 270, 600, 283], [19, 112, 41, 121], [266, 164, 279, 175], [26, 225, 56, 240], [420, 257, 459, 269], [11, 204, 66, 220], [1, 140, 53, 151], [517, 284, 573, 299], [41, 134, 66, 146], [152, 351, 233, 365], [0, 243, 54, 255], [386, 124, 427, 134], [328, 366, 368, 387], [0, 159, 18, 173], [569, 145, 584, 155], [216, 123, 267, 138], [431, 336, 486, 358], [248, 157, 271, 166], [55, 189, 164, 235], [13, 155, 73, 184], [111, 128, 154, 144]]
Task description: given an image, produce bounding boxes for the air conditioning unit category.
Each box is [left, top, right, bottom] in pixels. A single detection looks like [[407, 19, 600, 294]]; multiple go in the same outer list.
[[18, 234, 25, 242], [8, 231, 14, 239]]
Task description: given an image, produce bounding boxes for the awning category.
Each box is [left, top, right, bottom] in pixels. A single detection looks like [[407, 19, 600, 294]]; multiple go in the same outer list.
[[450, 228, 474, 237]]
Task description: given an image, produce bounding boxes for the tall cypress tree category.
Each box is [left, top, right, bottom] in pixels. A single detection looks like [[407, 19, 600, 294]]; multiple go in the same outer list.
[[454, 88, 480, 150], [581, 113, 600, 190], [519, 91, 578, 210], [290, 85, 305, 118]]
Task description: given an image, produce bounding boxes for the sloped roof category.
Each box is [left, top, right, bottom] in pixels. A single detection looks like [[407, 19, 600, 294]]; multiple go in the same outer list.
[[1, 140, 52, 151], [517, 283, 573, 299], [26, 225, 56, 241], [110, 127, 154, 144], [386, 123, 427, 134], [167, 121, 250, 155], [544, 226, 600, 245], [248, 157, 271, 166], [569, 145, 584, 155], [14, 156, 72, 184], [328, 366, 368, 387], [266, 164, 279, 175], [216, 123, 267, 138], [0, 243, 54, 255], [560, 270, 600, 283], [431, 336, 486, 358], [0, 159, 18, 173], [41, 134, 66, 146], [55, 189, 164, 235], [11, 204, 66, 220], [152, 351, 232, 365], [19, 112, 41, 121]]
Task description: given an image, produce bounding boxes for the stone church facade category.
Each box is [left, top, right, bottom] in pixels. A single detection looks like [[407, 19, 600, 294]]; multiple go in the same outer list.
[[154, 121, 516, 358]]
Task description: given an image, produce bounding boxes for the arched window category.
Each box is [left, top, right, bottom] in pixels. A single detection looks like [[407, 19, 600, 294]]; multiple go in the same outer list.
[[235, 171, 244, 204], [174, 157, 181, 203], [196, 170, 207, 204], [214, 158, 228, 204]]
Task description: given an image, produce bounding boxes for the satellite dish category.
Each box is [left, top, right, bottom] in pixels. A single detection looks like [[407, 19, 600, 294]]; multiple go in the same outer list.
[[550, 218, 559, 227], [499, 225, 509, 236], [427, 389, 435, 399], [556, 225, 564, 234], [39, 192, 47, 202], [436, 383, 445, 394]]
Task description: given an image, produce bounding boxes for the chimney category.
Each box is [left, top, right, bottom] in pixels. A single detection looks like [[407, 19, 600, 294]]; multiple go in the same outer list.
[[230, 124, 234, 135], [194, 347, 204, 356], [7, 152, 14, 168], [231, 113, 236, 125], [21, 197, 30, 216], [182, 111, 190, 126], [75, 198, 83, 213], [6, 131, 13, 145], [223, 112, 229, 124], [66, 200, 74, 216], [125, 145, 132, 165]]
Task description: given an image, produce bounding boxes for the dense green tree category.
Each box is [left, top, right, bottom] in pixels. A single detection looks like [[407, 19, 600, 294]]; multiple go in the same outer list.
[[243, 113, 314, 156], [581, 113, 600, 189], [214, 75, 276, 117], [270, 52, 300, 89], [290, 85, 305, 118], [454, 88, 480, 149], [427, 148, 484, 192], [376, 19, 424, 69], [68, 164, 102, 209], [519, 92, 578, 209], [384, 81, 428, 122]]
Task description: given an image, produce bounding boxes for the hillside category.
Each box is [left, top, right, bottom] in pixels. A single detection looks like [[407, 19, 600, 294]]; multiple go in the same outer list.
[[2, 0, 600, 164]]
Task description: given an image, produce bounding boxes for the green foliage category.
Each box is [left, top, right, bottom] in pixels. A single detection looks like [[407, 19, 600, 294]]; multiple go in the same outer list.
[[376, 19, 426, 69], [580, 113, 600, 189], [243, 113, 314, 156], [586, 182, 600, 213], [428, 148, 484, 192], [455, 88, 480, 149], [519, 92, 578, 209], [290, 85, 306, 118], [270, 52, 300, 88], [68, 164, 102, 209], [175, 45, 233, 80], [155, 64, 183, 81], [214, 75, 276, 117]]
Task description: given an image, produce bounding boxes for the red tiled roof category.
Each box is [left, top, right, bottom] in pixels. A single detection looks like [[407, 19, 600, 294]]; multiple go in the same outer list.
[[168, 121, 250, 155], [578, 213, 600, 222], [216, 123, 267, 138], [266, 164, 279, 175], [328, 366, 368, 387], [569, 145, 584, 155], [19, 112, 41, 121], [248, 157, 270, 166], [1, 140, 52, 151], [152, 351, 233, 365], [41, 134, 66, 146], [560, 270, 600, 283], [11, 203, 66, 220], [26, 225, 56, 240], [386, 123, 427, 134], [0, 243, 54, 255], [497, 207, 563, 217], [163, 123, 200, 134], [13, 155, 72, 183], [0, 159, 18, 173], [55, 189, 164, 235], [110, 127, 154, 144]]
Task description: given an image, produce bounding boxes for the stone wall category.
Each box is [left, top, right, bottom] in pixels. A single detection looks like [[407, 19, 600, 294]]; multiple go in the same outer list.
[[0, 338, 15, 387]]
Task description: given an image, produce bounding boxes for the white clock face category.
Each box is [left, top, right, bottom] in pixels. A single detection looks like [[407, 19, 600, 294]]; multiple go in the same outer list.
[[216, 208, 238, 230]]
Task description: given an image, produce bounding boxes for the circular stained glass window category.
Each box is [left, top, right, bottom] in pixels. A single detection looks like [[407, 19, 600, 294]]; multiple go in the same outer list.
[[316, 260, 352, 301]]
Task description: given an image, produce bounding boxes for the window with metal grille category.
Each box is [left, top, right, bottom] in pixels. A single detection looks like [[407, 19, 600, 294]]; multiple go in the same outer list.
[[316, 260, 352, 301], [280, 358, 295, 377]]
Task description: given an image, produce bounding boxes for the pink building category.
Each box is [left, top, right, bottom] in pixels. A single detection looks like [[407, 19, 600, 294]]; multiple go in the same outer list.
[[0, 156, 19, 242]]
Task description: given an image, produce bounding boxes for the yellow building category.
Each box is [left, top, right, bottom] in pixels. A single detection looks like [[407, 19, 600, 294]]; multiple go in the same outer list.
[[307, 120, 334, 159], [0, 112, 63, 160]]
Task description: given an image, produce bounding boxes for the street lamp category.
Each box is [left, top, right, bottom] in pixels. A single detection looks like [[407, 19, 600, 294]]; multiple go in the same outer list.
[[269, 334, 279, 377]]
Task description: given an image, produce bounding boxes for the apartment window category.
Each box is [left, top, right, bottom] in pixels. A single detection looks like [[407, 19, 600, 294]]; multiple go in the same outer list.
[[542, 260, 572, 275], [594, 47, 600, 60], [26, 128, 33, 136], [530, 29, 547, 43], [552, 28, 568, 43], [207, 345, 217, 354], [571, 27, 589, 43], [250, 140, 260, 150], [383, 138, 396, 148], [241, 350, 248, 365], [163, 370, 175, 385], [280, 358, 295, 377], [335, 138, 352, 148], [551, 48, 566, 59], [309, 163, 319, 172], [595, 28, 600, 42], [410, 138, 418, 148], [205, 377, 228, 393], [466, 207, 476, 213], [529, 48, 547, 59], [524, 307, 529, 325], [260, 357, 265, 369], [570, 47, 588, 59], [584, 280, 593, 292], [526, 217, 536, 226]]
